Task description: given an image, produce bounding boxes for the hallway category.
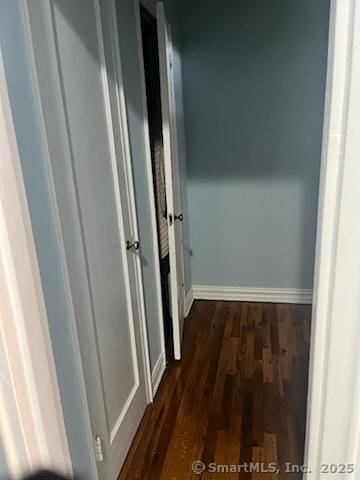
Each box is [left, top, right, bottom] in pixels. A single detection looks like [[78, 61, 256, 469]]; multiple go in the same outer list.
[[119, 300, 311, 479]]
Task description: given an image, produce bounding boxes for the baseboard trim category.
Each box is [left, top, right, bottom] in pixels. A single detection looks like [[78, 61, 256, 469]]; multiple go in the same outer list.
[[185, 288, 194, 317], [151, 351, 166, 396], [192, 285, 313, 304]]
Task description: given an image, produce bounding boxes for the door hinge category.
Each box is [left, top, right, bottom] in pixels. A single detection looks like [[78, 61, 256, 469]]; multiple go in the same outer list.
[[95, 435, 105, 462]]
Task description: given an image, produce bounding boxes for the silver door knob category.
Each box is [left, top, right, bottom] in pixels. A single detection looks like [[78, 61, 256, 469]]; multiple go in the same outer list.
[[126, 240, 140, 252]]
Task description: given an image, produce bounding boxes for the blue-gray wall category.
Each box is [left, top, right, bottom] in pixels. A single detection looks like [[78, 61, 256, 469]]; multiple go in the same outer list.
[[180, 0, 330, 289], [0, 2, 95, 478]]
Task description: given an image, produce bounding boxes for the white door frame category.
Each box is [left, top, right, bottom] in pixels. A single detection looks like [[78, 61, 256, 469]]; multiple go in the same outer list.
[[304, 0, 360, 477], [0, 48, 72, 478]]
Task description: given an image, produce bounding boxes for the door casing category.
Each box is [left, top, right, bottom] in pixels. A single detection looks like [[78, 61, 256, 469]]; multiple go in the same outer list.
[[0, 46, 72, 479], [303, 0, 360, 477]]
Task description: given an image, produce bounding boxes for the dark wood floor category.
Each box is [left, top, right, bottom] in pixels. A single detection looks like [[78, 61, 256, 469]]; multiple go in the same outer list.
[[119, 300, 311, 479]]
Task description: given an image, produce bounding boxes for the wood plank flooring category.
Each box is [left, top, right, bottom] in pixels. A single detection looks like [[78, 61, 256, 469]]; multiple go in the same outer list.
[[119, 300, 311, 479]]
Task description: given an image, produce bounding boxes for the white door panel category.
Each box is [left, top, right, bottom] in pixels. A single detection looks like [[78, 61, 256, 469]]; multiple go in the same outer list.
[[157, 2, 185, 359], [169, 38, 186, 328], [25, 1, 150, 479]]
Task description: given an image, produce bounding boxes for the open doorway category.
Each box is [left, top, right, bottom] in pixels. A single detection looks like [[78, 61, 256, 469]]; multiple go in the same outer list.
[[140, 5, 173, 361], [7, 0, 359, 480], [122, 0, 330, 477], [139, 2, 186, 363]]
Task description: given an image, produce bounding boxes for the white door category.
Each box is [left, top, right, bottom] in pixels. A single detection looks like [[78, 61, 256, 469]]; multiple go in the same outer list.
[[156, 2, 185, 360], [24, 2, 151, 479]]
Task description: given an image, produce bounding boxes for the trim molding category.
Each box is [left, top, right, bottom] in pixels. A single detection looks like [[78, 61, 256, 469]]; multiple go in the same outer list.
[[192, 285, 313, 304], [151, 352, 166, 396], [304, 1, 360, 478], [0, 48, 72, 477], [185, 288, 194, 317]]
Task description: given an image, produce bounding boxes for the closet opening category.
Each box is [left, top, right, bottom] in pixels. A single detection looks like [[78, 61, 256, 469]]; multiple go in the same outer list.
[[140, 5, 173, 361]]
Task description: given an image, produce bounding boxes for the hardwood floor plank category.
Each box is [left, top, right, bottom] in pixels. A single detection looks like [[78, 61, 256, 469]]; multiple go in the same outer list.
[[118, 300, 310, 480]]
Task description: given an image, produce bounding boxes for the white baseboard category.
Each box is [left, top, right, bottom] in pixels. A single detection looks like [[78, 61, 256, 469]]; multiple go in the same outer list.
[[192, 285, 313, 304], [151, 351, 166, 396], [185, 287, 194, 317]]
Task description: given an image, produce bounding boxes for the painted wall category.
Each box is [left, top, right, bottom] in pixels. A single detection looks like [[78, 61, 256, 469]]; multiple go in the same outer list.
[[116, 0, 190, 369], [180, 0, 330, 289], [0, 2, 95, 478]]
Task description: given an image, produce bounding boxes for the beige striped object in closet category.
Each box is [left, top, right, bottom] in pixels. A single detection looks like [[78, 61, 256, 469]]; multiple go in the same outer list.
[[154, 139, 169, 259]]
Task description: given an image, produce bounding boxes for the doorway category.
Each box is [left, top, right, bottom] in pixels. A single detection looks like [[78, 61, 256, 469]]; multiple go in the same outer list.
[[140, 5, 173, 361], [4, 0, 356, 478], [6, 0, 355, 478], [126, 0, 330, 477], [138, 2, 186, 362]]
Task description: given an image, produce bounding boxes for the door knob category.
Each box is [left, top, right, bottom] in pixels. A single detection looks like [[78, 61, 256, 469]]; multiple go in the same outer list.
[[126, 240, 140, 252], [174, 214, 183, 222]]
